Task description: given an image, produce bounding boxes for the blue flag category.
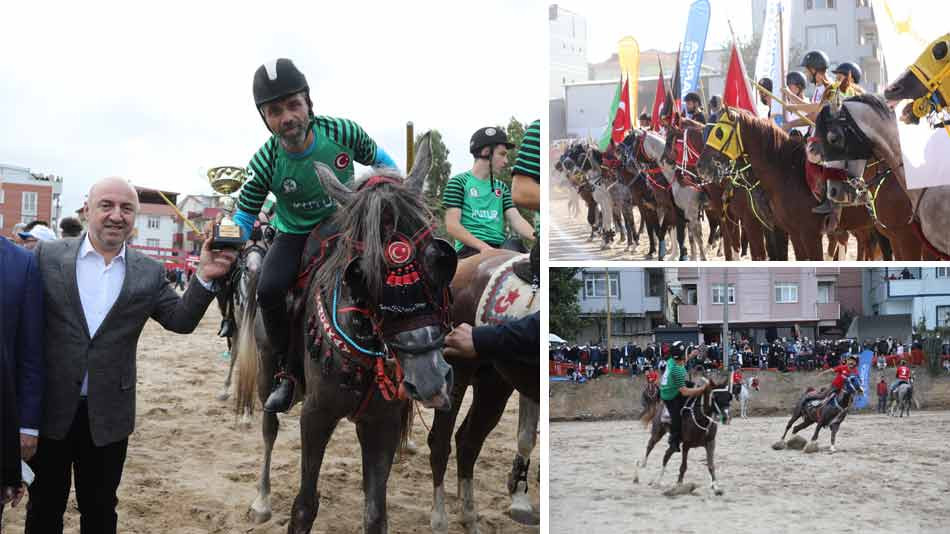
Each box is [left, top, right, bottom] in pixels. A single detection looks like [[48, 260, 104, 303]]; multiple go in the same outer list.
[[855, 349, 873, 409], [679, 0, 711, 109]]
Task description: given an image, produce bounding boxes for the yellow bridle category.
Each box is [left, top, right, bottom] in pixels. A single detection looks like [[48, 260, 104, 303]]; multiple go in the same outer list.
[[907, 33, 950, 119]]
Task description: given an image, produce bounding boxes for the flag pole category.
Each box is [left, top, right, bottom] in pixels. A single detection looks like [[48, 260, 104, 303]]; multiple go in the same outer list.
[[778, 4, 787, 123], [748, 77, 816, 126]]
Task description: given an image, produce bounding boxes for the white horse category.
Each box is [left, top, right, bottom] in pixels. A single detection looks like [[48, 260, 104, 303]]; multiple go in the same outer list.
[[739, 377, 758, 419]]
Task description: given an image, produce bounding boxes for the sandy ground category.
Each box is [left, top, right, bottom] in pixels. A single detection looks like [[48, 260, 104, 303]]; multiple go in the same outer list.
[[549, 188, 859, 262], [550, 411, 950, 534], [3, 303, 538, 534]]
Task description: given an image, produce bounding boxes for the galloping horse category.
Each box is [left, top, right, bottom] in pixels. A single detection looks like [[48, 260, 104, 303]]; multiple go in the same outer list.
[[234, 133, 458, 534], [216, 213, 271, 405], [774, 374, 864, 454], [428, 249, 540, 533], [634, 375, 729, 495]]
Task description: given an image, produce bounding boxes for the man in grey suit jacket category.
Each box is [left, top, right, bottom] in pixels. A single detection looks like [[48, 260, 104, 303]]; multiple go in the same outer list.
[[25, 177, 237, 534]]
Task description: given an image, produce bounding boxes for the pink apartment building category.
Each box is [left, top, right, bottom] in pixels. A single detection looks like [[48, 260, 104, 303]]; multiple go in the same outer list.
[[676, 268, 842, 344]]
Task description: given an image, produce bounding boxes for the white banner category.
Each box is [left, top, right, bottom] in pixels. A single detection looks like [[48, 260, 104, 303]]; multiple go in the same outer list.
[[753, 0, 790, 122]]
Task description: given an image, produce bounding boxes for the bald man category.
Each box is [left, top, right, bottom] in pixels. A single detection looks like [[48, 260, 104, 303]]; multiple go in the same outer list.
[[25, 177, 237, 534]]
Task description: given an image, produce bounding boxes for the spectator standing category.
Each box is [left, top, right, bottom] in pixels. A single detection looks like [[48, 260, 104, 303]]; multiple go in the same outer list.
[[877, 376, 888, 414]]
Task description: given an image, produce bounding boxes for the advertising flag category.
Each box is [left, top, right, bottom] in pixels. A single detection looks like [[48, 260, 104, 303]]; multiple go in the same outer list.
[[679, 0, 712, 107], [855, 349, 873, 409], [754, 0, 790, 123], [599, 77, 624, 150], [651, 67, 666, 131], [618, 36, 641, 128]]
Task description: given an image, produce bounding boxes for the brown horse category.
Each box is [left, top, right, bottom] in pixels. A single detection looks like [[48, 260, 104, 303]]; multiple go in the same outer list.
[[634, 376, 728, 495], [428, 249, 539, 533], [663, 123, 723, 260]]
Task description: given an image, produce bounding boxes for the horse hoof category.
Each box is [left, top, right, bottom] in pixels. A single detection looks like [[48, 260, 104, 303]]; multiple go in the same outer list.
[[662, 482, 697, 497], [771, 440, 787, 450], [714, 487, 724, 496], [829, 445, 836, 454], [508, 497, 539, 526], [216, 391, 230, 401], [804, 441, 820, 454], [247, 506, 272, 524]]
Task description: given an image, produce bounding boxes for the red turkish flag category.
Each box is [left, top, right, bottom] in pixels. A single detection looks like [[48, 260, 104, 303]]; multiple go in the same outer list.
[[611, 77, 631, 144], [650, 72, 666, 131], [723, 43, 757, 115]]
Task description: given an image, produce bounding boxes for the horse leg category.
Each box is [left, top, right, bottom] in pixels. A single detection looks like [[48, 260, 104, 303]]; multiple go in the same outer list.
[[428, 365, 473, 534], [677, 445, 690, 485], [691, 220, 706, 261], [508, 396, 539, 525], [676, 215, 688, 261], [706, 441, 722, 495], [828, 421, 842, 454], [779, 410, 802, 441], [455, 367, 515, 534], [356, 405, 404, 534], [652, 447, 676, 487], [248, 411, 279, 523], [636, 422, 666, 484], [804, 421, 824, 454], [287, 405, 340, 534]]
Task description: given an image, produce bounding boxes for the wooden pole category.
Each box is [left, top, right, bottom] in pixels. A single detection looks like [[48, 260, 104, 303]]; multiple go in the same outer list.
[[406, 122, 415, 172], [152, 188, 203, 235]]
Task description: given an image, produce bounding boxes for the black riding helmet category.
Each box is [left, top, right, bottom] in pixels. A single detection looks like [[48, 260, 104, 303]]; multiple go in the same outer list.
[[252, 58, 312, 130], [832, 62, 863, 84], [684, 92, 702, 104], [800, 50, 830, 71], [469, 126, 515, 201], [786, 71, 807, 89], [671, 341, 685, 359]]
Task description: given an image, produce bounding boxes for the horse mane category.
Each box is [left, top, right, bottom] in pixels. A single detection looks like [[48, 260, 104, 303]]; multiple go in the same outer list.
[[315, 168, 435, 297], [728, 107, 805, 167], [844, 93, 894, 121]]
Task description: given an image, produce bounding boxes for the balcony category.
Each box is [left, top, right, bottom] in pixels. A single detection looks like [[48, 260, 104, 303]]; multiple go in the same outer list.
[[643, 296, 662, 313], [818, 302, 840, 321], [678, 267, 699, 281], [678, 304, 698, 325], [888, 279, 924, 297]]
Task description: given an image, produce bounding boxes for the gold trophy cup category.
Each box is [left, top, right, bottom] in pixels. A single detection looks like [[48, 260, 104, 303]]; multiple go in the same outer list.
[[207, 166, 247, 249]]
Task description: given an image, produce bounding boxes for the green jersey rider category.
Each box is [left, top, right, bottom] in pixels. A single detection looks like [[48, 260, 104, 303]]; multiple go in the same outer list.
[[232, 58, 398, 413], [442, 127, 536, 258]]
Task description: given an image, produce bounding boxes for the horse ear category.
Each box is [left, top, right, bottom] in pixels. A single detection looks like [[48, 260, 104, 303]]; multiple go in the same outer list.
[[405, 131, 433, 193], [314, 162, 354, 207]]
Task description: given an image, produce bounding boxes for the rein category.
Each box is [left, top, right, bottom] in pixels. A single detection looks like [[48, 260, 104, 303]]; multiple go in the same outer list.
[[683, 394, 716, 433]]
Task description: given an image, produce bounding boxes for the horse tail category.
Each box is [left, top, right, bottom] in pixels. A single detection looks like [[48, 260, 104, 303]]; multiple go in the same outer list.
[[640, 399, 659, 427], [234, 275, 260, 416]]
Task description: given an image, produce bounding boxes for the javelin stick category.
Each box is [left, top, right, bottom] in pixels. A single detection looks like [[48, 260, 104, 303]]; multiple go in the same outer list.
[[748, 76, 816, 127], [149, 188, 204, 235]]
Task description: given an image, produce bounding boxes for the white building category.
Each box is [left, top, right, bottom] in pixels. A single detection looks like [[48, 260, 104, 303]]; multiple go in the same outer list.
[[549, 4, 589, 99], [751, 0, 886, 93], [865, 267, 950, 330]]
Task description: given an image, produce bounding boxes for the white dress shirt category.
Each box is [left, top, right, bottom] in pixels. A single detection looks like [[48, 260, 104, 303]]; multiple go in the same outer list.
[[77, 235, 127, 397]]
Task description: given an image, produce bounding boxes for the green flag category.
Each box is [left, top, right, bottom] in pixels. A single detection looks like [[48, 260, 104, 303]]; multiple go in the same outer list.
[[598, 77, 623, 151]]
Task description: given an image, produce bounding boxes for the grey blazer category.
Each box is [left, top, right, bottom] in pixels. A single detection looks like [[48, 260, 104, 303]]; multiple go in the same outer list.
[[35, 237, 216, 446]]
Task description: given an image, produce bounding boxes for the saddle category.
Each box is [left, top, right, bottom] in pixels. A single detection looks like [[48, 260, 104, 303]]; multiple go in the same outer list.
[[475, 253, 539, 327]]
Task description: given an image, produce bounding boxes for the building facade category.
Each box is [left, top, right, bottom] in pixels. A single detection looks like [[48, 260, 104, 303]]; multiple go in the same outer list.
[[574, 268, 666, 346], [676, 267, 842, 343], [752, 0, 886, 92], [0, 163, 63, 237], [864, 267, 950, 330], [549, 4, 590, 99]]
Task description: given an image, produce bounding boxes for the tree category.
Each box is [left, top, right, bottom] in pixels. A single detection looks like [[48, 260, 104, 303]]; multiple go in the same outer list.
[[496, 117, 535, 230], [718, 33, 760, 83], [417, 130, 452, 238], [550, 268, 587, 341]]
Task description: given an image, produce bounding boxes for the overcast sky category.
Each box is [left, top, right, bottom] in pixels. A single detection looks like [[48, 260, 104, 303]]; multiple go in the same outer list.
[[1, 0, 544, 216], [554, 0, 756, 64]]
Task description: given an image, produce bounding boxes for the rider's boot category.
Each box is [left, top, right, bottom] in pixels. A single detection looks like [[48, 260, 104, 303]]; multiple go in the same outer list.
[[262, 302, 296, 413], [812, 196, 834, 214], [667, 433, 681, 452], [512, 240, 539, 287]]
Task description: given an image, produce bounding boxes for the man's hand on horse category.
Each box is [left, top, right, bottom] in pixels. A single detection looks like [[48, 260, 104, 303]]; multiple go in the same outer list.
[[197, 222, 239, 281], [444, 323, 478, 359]]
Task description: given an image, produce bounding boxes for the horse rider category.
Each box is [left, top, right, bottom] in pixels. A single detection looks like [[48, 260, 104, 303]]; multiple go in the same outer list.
[[756, 77, 775, 122], [807, 354, 859, 404], [782, 71, 810, 140], [731, 366, 744, 399], [659, 342, 706, 452], [232, 58, 399, 413], [443, 127, 536, 259], [645, 363, 659, 387], [638, 112, 651, 129], [683, 92, 706, 127], [890, 359, 913, 396]]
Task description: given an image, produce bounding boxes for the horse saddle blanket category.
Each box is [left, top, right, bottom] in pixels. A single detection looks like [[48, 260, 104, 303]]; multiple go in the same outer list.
[[805, 161, 848, 196], [673, 135, 701, 168], [897, 122, 950, 189], [475, 253, 539, 327]]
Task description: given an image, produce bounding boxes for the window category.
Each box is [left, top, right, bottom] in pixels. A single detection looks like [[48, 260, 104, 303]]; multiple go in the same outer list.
[[806, 25, 838, 49], [146, 238, 160, 248], [855, 0, 869, 7], [20, 214, 35, 224], [712, 284, 735, 305], [937, 267, 949, 278], [817, 282, 834, 304], [0, 214, 3, 229], [0, 187, 5, 203], [584, 272, 620, 298], [647, 269, 664, 297], [21, 191, 38, 216], [775, 283, 799, 303], [684, 285, 698, 305], [147, 216, 161, 229], [938, 306, 950, 328], [806, 0, 835, 9]]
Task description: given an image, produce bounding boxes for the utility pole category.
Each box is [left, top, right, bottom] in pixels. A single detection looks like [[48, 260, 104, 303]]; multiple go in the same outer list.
[[606, 267, 612, 371], [722, 267, 730, 368]]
